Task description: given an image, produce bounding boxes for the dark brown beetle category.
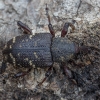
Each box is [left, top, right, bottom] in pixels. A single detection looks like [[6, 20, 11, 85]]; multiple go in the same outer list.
[[0, 4, 100, 86]]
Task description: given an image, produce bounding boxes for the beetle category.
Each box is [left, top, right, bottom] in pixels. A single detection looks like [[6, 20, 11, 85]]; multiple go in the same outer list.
[[0, 4, 100, 86]]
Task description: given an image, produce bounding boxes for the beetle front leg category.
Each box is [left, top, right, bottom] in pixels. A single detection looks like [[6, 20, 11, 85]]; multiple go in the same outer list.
[[61, 23, 75, 37], [17, 21, 32, 34], [37, 65, 53, 86], [45, 4, 55, 37]]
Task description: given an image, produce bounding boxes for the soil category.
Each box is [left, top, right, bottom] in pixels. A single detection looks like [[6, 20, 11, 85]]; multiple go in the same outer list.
[[0, 22, 100, 100]]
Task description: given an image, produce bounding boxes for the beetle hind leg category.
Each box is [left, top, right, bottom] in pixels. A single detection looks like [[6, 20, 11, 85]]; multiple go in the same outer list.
[[37, 65, 53, 86]]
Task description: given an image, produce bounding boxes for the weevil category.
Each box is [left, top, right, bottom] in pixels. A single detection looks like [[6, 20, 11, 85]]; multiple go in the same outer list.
[[0, 4, 100, 86]]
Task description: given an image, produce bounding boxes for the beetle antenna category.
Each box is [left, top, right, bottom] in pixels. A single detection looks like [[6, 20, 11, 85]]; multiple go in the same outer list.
[[45, 4, 55, 37], [45, 4, 51, 24]]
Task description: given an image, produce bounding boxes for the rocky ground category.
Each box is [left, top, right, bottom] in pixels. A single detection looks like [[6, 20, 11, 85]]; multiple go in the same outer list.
[[0, 0, 100, 100], [0, 22, 100, 100]]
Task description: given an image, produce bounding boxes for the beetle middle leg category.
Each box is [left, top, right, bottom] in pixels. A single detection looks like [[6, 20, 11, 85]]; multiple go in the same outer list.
[[37, 65, 53, 86]]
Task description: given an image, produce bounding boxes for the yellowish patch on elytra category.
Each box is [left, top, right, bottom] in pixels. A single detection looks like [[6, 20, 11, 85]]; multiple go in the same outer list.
[[69, 54, 73, 58], [13, 37, 16, 43], [19, 45, 22, 48], [29, 35, 33, 39], [10, 53, 16, 66], [34, 39, 40, 46], [26, 39, 28, 42], [18, 53, 20, 56], [61, 39, 64, 42], [13, 58, 16, 66], [60, 56, 64, 61], [9, 45, 12, 49], [34, 52, 38, 58], [32, 64, 35, 68], [10, 53, 13, 59], [34, 41, 37, 46], [18, 64, 22, 67], [29, 60, 33, 66], [68, 46, 71, 50], [4, 45, 7, 49], [4, 55, 8, 60], [24, 58, 29, 61], [22, 40, 24, 42]]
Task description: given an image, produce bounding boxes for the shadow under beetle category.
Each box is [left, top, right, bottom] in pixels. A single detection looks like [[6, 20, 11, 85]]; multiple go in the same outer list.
[[0, 4, 100, 86]]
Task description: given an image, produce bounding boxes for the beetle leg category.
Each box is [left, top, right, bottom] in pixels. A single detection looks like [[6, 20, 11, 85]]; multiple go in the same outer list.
[[37, 65, 53, 86], [48, 24, 55, 37], [61, 23, 75, 37], [45, 4, 55, 37], [13, 67, 32, 78], [61, 63, 73, 78], [17, 21, 32, 34], [0, 62, 7, 74]]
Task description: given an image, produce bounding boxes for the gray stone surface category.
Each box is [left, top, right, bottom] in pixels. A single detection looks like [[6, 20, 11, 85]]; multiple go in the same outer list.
[[0, 0, 100, 100], [0, 0, 100, 40]]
